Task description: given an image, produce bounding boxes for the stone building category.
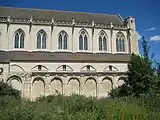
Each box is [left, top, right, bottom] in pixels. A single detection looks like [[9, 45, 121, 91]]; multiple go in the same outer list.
[[0, 7, 139, 100]]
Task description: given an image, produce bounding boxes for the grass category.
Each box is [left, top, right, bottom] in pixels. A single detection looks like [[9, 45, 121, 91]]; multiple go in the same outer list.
[[1, 94, 159, 120]]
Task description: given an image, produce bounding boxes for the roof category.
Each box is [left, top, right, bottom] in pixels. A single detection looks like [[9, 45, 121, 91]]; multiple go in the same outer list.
[[0, 51, 130, 63], [0, 6, 124, 25]]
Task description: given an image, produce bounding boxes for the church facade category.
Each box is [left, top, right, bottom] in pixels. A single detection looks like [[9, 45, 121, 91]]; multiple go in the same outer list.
[[0, 7, 139, 100]]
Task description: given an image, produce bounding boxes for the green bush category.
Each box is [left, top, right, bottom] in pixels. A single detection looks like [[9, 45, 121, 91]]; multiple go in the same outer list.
[[0, 81, 20, 98], [0, 94, 153, 120]]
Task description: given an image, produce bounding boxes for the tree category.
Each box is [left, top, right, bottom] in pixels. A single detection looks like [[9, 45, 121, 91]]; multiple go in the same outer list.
[[109, 36, 155, 97], [0, 81, 20, 98]]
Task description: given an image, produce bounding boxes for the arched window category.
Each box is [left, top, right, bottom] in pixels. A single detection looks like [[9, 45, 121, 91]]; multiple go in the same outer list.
[[14, 29, 24, 48], [116, 32, 125, 52], [58, 31, 68, 50], [79, 30, 88, 50], [37, 30, 47, 49], [99, 31, 107, 51]]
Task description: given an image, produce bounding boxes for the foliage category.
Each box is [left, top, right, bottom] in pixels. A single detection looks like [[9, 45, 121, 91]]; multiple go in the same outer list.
[[109, 36, 160, 97], [0, 94, 151, 120], [0, 81, 20, 98]]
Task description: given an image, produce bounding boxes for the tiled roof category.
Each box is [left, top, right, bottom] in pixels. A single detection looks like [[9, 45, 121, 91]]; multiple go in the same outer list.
[[0, 7, 124, 25], [0, 51, 130, 62]]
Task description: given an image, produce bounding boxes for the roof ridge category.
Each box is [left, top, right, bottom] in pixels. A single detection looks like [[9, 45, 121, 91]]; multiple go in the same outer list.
[[0, 6, 119, 17]]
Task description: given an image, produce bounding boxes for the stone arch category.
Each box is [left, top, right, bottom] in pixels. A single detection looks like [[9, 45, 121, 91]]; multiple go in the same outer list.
[[117, 77, 126, 86], [80, 65, 96, 72], [78, 28, 89, 36], [50, 77, 63, 95], [104, 65, 118, 72], [116, 31, 126, 52], [31, 65, 48, 71], [36, 29, 47, 37], [7, 75, 22, 93], [98, 30, 108, 37], [66, 77, 80, 95], [13, 28, 25, 49], [56, 65, 73, 72], [83, 77, 97, 97], [13, 29, 26, 42], [10, 64, 25, 72], [32, 77, 45, 99], [99, 76, 113, 97]]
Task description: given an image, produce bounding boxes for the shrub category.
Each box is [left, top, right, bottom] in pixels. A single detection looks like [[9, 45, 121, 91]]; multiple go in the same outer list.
[[0, 81, 20, 98], [0, 95, 151, 120]]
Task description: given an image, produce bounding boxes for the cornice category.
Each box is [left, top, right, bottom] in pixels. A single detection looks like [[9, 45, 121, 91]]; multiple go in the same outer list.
[[0, 16, 128, 30]]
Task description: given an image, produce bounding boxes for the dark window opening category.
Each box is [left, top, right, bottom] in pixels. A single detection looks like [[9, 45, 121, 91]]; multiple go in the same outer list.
[[87, 65, 90, 71], [38, 65, 42, 71], [63, 65, 66, 71], [131, 20, 133, 23], [109, 66, 112, 71]]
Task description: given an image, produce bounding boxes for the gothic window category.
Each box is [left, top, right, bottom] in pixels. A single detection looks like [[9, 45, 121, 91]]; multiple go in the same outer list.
[[99, 31, 107, 51], [116, 32, 125, 52], [14, 29, 25, 48], [58, 31, 68, 50], [37, 30, 47, 49], [79, 30, 88, 50]]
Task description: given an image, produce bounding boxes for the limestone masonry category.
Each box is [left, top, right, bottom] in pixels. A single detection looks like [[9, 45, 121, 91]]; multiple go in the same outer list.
[[0, 7, 139, 100]]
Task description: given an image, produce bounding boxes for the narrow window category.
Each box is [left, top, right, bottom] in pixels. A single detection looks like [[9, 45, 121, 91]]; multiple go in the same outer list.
[[79, 35, 83, 50], [99, 31, 107, 51], [58, 34, 62, 49], [116, 32, 125, 52], [103, 36, 107, 51], [64, 34, 67, 49], [109, 65, 112, 71], [15, 33, 19, 48], [37, 34, 41, 49], [37, 30, 47, 49], [14, 29, 25, 49], [79, 30, 88, 51], [63, 65, 66, 71], [87, 65, 90, 71], [38, 65, 42, 71], [58, 31, 68, 50], [84, 35, 88, 50], [99, 36, 102, 51]]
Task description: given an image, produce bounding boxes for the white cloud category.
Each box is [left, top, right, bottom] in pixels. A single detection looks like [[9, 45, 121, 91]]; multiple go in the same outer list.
[[145, 27, 157, 31], [137, 32, 142, 40], [150, 35, 160, 41]]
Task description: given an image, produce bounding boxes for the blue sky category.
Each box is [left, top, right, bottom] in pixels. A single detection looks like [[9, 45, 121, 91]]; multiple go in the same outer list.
[[0, 0, 160, 61]]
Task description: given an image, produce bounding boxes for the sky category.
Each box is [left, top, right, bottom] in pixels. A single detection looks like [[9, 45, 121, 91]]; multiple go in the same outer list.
[[0, 0, 160, 61]]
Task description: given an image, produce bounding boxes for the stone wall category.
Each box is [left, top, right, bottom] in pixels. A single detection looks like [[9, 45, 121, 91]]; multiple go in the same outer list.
[[6, 73, 126, 100]]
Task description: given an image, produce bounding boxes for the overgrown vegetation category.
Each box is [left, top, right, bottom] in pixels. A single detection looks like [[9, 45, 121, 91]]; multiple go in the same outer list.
[[109, 36, 160, 98], [0, 36, 160, 120]]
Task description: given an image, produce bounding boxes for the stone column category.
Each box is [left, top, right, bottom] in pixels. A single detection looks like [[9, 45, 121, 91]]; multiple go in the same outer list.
[[44, 74, 50, 97], [112, 74, 118, 89], [63, 75, 69, 96], [96, 74, 101, 98], [79, 75, 85, 96]]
